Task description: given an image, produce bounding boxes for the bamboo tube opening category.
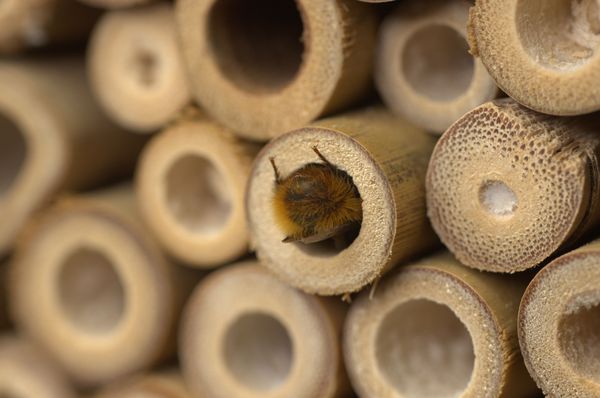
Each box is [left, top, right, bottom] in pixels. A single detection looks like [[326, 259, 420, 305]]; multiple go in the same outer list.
[[0, 113, 25, 198], [478, 180, 518, 217]]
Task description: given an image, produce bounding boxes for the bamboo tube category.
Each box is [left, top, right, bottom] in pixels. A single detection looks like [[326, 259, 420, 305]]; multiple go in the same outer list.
[[426, 98, 600, 273], [246, 107, 438, 295], [96, 371, 191, 398], [175, 0, 377, 141], [78, 0, 153, 9], [0, 58, 145, 257], [0, 335, 76, 398], [136, 115, 260, 267], [0, 262, 6, 328], [8, 184, 200, 387], [180, 261, 350, 398], [468, 0, 600, 115], [376, 0, 497, 134], [519, 239, 600, 397], [88, 3, 191, 132], [0, 0, 98, 54], [344, 252, 538, 398]]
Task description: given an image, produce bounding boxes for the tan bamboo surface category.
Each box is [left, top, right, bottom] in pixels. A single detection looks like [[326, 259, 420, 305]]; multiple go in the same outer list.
[[78, 0, 153, 9], [8, 184, 200, 387], [88, 2, 191, 133], [0, 0, 98, 54], [246, 107, 438, 295], [468, 0, 600, 115], [376, 0, 497, 134], [175, 0, 377, 141], [344, 252, 538, 398], [0, 58, 146, 257], [519, 239, 600, 397], [0, 335, 77, 398], [136, 114, 260, 267], [427, 98, 600, 273], [0, 262, 6, 329], [95, 370, 191, 398], [180, 261, 350, 398]]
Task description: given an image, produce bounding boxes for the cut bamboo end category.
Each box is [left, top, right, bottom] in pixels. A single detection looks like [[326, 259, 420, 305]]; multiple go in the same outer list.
[[344, 252, 538, 398], [180, 261, 350, 398], [426, 98, 600, 272], [246, 107, 438, 295], [519, 239, 600, 397], [469, 0, 600, 115], [0, 335, 76, 398], [136, 117, 258, 267], [88, 3, 191, 132], [376, 0, 497, 134], [96, 371, 191, 398], [9, 185, 198, 387], [77, 0, 153, 9], [175, 0, 377, 140]]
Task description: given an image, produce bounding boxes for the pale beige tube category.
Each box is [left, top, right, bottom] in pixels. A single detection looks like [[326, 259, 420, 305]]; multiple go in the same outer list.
[[77, 0, 153, 9], [376, 0, 497, 133], [9, 185, 200, 387], [519, 239, 600, 397], [344, 252, 538, 398], [0, 58, 145, 257], [0, 335, 76, 398], [180, 261, 350, 398], [136, 115, 259, 267], [88, 3, 191, 132], [95, 370, 191, 398]]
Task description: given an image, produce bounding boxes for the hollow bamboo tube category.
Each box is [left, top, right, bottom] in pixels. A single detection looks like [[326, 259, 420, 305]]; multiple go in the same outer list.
[[0, 335, 76, 398], [180, 261, 350, 398], [518, 239, 600, 397], [344, 252, 538, 398], [0, 58, 145, 257], [136, 115, 260, 267], [8, 184, 200, 387], [376, 0, 497, 134], [88, 3, 191, 132], [426, 98, 600, 273], [77, 0, 153, 9], [95, 370, 191, 398], [0, 0, 98, 54], [246, 107, 438, 295], [175, 0, 377, 141], [468, 0, 600, 115]]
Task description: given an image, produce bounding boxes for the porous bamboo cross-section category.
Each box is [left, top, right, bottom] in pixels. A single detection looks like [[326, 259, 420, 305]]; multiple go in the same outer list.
[[468, 0, 600, 115], [427, 98, 600, 272], [519, 239, 600, 397], [344, 252, 538, 398], [95, 370, 191, 398]]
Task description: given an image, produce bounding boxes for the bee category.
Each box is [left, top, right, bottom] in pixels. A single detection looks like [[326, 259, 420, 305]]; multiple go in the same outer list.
[[270, 146, 362, 244]]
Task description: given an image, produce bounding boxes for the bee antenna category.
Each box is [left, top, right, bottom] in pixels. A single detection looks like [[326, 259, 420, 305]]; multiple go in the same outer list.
[[312, 146, 333, 166], [269, 156, 281, 183]]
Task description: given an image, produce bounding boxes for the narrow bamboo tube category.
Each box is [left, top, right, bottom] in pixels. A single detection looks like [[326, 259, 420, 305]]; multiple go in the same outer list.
[[0, 335, 76, 398], [376, 0, 497, 133], [246, 107, 438, 295], [78, 0, 153, 9], [519, 239, 600, 397], [180, 261, 350, 398], [468, 0, 600, 115], [88, 3, 191, 132], [136, 115, 260, 267], [426, 98, 600, 273], [0, 58, 145, 257], [96, 371, 191, 398], [175, 0, 377, 141], [344, 252, 538, 398], [8, 184, 200, 387]]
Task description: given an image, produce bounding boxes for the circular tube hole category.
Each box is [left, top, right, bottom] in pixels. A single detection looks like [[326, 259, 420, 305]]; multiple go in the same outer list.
[[129, 48, 160, 88], [223, 312, 293, 391], [478, 180, 518, 217], [402, 24, 474, 101], [58, 248, 125, 334], [208, 0, 304, 94], [376, 299, 475, 398], [0, 113, 26, 199], [165, 154, 232, 235]]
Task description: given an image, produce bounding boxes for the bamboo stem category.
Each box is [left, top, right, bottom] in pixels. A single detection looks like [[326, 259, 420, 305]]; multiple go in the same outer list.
[[95, 370, 191, 398]]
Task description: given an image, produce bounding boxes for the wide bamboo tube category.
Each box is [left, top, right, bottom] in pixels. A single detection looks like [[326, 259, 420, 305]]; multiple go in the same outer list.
[[96, 371, 191, 398], [175, 0, 377, 141], [246, 107, 438, 295], [180, 261, 350, 398], [0, 335, 76, 398], [519, 239, 600, 397], [0, 58, 145, 257], [136, 115, 259, 267], [78, 0, 153, 9], [88, 3, 191, 132], [376, 0, 497, 133], [426, 98, 600, 273], [468, 0, 600, 115], [8, 185, 199, 387], [344, 252, 538, 398]]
